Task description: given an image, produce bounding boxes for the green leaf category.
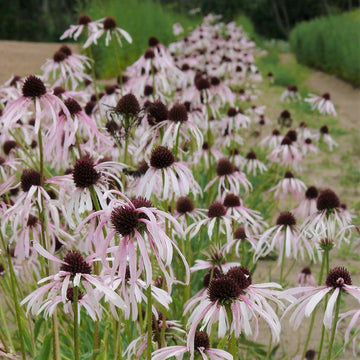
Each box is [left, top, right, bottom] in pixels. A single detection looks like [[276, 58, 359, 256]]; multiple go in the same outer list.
[[36, 332, 52, 360]]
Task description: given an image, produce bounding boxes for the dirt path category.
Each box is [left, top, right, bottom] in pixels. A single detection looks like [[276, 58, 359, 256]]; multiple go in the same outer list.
[[0, 41, 79, 83]]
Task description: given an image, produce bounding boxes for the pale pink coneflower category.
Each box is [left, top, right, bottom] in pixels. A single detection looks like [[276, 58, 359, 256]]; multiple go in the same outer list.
[[302, 138, 318, 155], [223, 193, 267, 235], [44, 98, 111, 166], [283, 267, 360, 330], [280, 85, 301, 102], [136, 146, 202, 200], [9, 213, 75, 262], [104, 266, 172, 321], [55, 156, 125, 228], [83, 16, 132, 48], [293, 186, 318, 220], [269, 171, 306, 200], [141, 103, 203, 153], [305, 92, 337, 116], [173, 22, 184, 36], [3, 169, 60, 233], [41, 47, 92, 90], [21, 245, 125, 316], [242, 151, 268, 176], [2, 75, 71, 134], [296, 267, 316, 287], [337, 309, 360, 356], [267, 136, 302, 169], [260, 129, 284, 149], [314, 125, 338, 151], [60, 14, 102, 41], [208, 77, 236, 107], [301, 188, 352, 244], [124, 315, 185, 360], [296, 121, 314, 140], [152, 331, 233, 360], [186, 268, 283, 356], [228, 148, 246, 169], [255, 212, 316, 264], [293, 349, 316, 360], [204, 158, 252, 196], [190, 141, 223, 168], [223, 226, 259, 257], [173, 196, 207, 230], [219, 107, 251, 133], [0, 155, 20, 179], [79, 193, 189, 288], [186, 201, 234, 244]]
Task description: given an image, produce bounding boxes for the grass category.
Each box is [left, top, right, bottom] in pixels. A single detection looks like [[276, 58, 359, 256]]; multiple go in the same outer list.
[[80, 0, 200, 78], [289, 9, 360, 87]]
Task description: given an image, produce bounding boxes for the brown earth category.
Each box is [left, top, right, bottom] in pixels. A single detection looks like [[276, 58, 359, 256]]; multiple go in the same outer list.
[[0, 41, 79, 83]]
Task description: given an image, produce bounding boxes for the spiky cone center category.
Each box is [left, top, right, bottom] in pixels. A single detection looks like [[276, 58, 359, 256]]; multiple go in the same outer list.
[[147, 100, 168, 125], [216, 158, 234, 176], [195, 77, 210, 91], [21, 169, 42, 192], [210, 76, 220, 86], [272, 129, 281, 136], [276, 211, 296, 226], [286, 129, 297, 142], [60, 251, 92, 275], [305, 186, 318, 200], [320, 238, 335, 251], [116, 94, 140, 117], [246, 151, 257, 160], [22, 75, 46, 98], [144, 85, 153, 96], [281, 136, 292, 146], [66, 287, 84, 302], [305, 350, 316, 360], [208, 201, 226, 218], [106, 120, 120, 134], [26, 214, 38, 227], [176, 196, 194, 214], [320, 125, 329, 134], [53, 86, 66, 97], [78, 14, 91, 25], [148, 36, 159, 47], [136, 160, 149, 175], [64, 98, 82, 115], [144, 48, 155, 59], [111, 206, 140, 236], [85, 101, 96, 116], [194, 331, 210, 350], [208, 275, 241, 303], [103, 17, 117, 30], [316, 189, 340, 211], [322, 93, 330, 100], [284, 171, 294, 179], [131, 196, 152, 209], [72, 157, 100, 188], [59, 45, 72, 57], [150, 146, 174, 169], [53, 51, 66, 63], [301, 266, 312, 275], [227, 266, 252, 289], [326, 267, 352, 288], [234, 226, 247, 240], [223, 193, 240, 208], [305, 138, 313, 144], [168, 104, 188, 122], [227, 107, 237, 117], [3, 140, 17, 155], [280, 110, 291, 119], [105, 85, 116, 95]]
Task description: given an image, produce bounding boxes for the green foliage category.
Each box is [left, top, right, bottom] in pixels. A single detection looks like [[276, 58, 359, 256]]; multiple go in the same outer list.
[[81, 0, 200, 78], [290, 10, 360, 87]]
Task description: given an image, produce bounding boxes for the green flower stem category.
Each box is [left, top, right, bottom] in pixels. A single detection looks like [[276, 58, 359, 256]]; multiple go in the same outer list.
[[3, 246, 26, 359], [317, 249, 330, 360], [226, 306, 237, 358], [174, 123, 182, 162], [0, 294, 13, 352], [73, 286, 80, 360], [331, 327, 360, 360], [327, 291, 342, 360], [146, 285, 153, 360], [52, 312, 61, 360], [302, 253, 327, 360]]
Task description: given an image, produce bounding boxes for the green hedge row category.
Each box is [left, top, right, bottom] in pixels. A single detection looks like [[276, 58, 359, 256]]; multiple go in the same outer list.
[[289, 10, 360, 87]]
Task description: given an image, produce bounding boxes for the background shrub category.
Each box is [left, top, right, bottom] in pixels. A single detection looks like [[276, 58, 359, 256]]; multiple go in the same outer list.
[[290, 10, 360, 87]]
